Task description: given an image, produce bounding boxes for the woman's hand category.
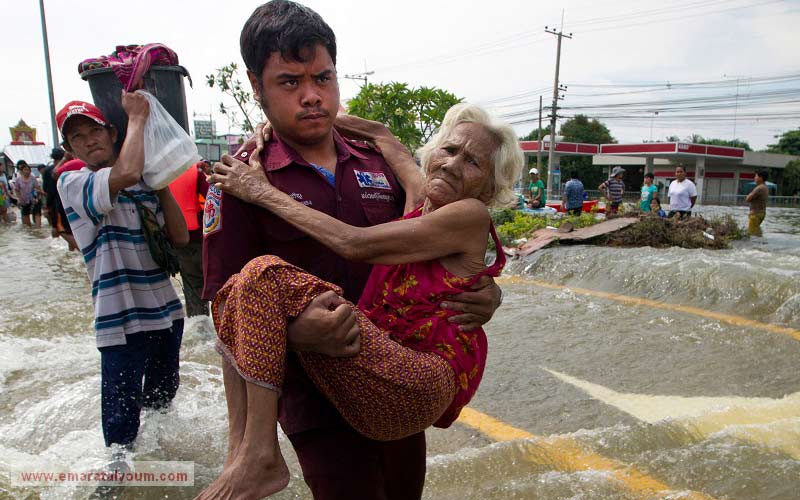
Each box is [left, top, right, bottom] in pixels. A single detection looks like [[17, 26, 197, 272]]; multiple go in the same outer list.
[[208, 154, 273, 204], [233, 121, 272, 157], [334, 114, 389, 143]]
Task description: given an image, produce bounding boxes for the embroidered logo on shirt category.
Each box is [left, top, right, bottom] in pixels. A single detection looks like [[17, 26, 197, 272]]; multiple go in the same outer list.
[[354, 170, 392, 190], [289, 192, 313, 206], [203, 185, 223, 235]]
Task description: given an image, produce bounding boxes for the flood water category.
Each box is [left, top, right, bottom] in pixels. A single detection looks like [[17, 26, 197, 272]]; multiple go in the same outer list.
[[1, 205, 798, 500]]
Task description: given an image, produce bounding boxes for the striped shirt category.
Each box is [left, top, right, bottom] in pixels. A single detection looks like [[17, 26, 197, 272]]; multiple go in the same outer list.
[[602, 178, 625, 202], [58, 167, 184, 347]]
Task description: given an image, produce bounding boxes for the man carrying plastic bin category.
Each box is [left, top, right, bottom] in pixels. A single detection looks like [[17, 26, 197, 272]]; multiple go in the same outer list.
[[56, 93, 189, 452]]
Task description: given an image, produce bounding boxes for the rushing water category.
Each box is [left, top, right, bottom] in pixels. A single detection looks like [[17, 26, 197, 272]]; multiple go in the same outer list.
[[1, 205, 798, 500]]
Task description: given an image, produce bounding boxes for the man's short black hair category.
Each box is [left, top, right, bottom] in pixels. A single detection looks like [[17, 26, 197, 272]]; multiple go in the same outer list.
[[51, 147, 65, 161], [644, 172, 654, 180], [240, 0, 337, 84], [756, 169, 769, 181], [568, 171, 580, 180]]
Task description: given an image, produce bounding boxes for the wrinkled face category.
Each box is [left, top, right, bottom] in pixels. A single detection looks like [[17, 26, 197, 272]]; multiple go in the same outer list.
[[63, 116, 117, 167], [675, 167, 686, 181], [249, 44, 339, 147], [424, 122, 498, 208]]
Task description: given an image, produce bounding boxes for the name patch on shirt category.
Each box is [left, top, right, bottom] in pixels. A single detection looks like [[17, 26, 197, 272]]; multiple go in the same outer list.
[[203, 185, 223, 235], [354, 170, 392, 190]]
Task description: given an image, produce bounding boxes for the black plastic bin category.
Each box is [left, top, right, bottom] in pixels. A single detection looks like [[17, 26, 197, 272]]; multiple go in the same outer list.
[[80, 65, 191, 152]]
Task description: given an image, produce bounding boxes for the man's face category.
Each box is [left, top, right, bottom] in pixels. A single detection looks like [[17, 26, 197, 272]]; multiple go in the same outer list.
[[644, 176, 652, 186], [63, 116, 117, 167], [249, 44, 339, 147], [530, 173, 538, 182]]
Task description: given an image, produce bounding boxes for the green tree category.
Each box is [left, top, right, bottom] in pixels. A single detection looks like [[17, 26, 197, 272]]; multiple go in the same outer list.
[[206, 62, 265, 133], [767, 128, 800, 156], [346, 82, 462, 152], [682, 134, 752, 150], [558, 115, 615, 188], [520, 126, 551, 142], [781, 160, 800, 196]]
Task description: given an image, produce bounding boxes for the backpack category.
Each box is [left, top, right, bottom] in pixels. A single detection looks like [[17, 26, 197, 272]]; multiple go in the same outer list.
[[121, 189, 181, 276]]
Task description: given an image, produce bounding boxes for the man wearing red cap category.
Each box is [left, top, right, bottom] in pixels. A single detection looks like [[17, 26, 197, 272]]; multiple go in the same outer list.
[[56, 92, 189, 452]]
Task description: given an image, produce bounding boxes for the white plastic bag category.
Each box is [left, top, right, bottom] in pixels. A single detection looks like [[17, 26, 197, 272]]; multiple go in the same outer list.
[[138, 90, 200, 190]]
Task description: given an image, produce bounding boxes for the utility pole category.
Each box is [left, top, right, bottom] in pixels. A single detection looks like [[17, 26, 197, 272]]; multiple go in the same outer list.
[[545, 23, 571, 198], [38, 0, 58, 148], [344, 60, 375, 86], [536, 95, 542, 173], [343, 71, 375, 86], [723, 74, 750, 142]]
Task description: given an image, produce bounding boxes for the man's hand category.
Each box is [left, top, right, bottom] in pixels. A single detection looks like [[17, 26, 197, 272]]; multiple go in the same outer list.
[[287, 291, 361, 357], [441, 276, 502, 332], [121, 90, 150, 122]]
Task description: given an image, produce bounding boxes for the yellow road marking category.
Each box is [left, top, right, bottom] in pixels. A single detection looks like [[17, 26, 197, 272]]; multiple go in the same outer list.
[[497, 276, 800, 341], [457, 407, 717, 499]]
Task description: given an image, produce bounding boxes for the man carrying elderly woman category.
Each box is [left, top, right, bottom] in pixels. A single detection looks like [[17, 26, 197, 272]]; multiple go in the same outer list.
[[200, 2, 508, 499], [198, 100, 523, 499]]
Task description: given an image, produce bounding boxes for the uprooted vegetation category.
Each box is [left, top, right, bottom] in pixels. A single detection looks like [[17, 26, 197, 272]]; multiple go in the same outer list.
[[598, 214, 747, 249], [490, 209, 747, 251]]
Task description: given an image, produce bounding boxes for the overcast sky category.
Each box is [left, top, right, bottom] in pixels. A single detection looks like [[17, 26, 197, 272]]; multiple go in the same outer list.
[[2, 0, 799, 150]]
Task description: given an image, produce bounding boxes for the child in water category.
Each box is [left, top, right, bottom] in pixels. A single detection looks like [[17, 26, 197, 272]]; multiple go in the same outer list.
[[651, 198, 667, 218]]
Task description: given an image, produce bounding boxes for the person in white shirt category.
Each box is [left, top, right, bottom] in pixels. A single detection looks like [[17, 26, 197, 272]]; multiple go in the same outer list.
[[667, 166, 697, 219], [56, 95, 189, 451]]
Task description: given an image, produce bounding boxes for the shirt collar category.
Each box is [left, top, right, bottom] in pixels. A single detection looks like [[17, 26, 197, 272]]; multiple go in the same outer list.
[[254, 128, 368, 172]]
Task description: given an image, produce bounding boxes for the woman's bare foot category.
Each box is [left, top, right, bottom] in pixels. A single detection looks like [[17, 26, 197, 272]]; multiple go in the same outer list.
[[196, 445, 289, 500]]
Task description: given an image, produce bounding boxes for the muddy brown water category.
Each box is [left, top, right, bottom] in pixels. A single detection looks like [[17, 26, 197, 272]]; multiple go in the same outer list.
[[1, 205, 798, 499]]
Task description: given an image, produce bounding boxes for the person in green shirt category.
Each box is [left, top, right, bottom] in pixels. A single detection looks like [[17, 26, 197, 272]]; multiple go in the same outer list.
[[527, 167, 546, 208], [640, 173, 659, 212]]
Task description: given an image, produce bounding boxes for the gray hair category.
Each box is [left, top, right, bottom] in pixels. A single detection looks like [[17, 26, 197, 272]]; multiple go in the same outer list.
[[417, 103, 524, 208]]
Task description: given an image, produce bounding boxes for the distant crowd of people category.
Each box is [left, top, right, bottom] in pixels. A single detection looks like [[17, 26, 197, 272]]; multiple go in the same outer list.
[[518, 163, 769, 235]]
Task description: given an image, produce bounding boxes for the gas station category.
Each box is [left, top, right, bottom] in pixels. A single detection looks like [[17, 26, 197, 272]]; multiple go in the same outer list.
[[519, 139, 798, 203]]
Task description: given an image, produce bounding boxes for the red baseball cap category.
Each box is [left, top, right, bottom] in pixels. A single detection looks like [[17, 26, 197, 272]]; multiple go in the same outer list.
[[56, 101, 109, 137]]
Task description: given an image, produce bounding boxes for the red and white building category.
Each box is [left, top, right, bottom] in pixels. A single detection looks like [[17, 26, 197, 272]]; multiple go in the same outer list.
[[518, 139, 798, 203], [593, 142, 798, 203]]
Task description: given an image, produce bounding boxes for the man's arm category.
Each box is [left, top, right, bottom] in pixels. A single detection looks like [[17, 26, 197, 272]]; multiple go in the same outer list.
[[157, 188, 189, 247], [745, 185, 757, 203], [108, 91, 150, 196]]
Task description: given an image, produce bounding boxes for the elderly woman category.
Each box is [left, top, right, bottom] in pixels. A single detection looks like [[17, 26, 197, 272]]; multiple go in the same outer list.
[[197, 104, 523, 500]]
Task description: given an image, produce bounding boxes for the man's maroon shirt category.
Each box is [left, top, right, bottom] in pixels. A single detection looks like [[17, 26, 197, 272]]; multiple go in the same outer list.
[[202, 129, 405, 434]]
